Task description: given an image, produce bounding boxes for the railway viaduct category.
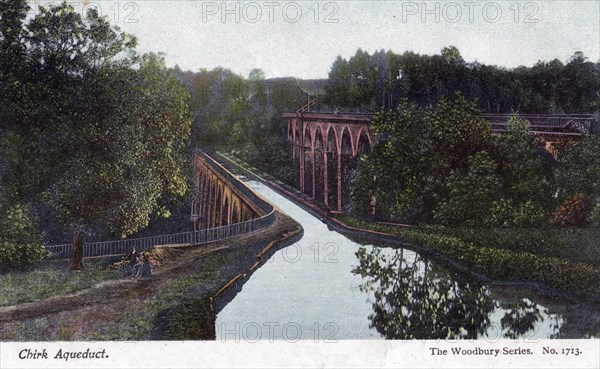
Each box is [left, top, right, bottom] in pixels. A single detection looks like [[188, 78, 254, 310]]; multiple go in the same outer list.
[[283, 111, 596, 212]]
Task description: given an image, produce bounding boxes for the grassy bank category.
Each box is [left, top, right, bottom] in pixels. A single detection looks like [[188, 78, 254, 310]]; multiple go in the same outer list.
[[0, 258, 120, 307], [335, 215, 600, 301]]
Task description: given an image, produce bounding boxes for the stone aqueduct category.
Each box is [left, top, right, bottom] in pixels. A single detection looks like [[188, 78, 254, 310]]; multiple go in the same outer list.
[[192, 153, 265, 229]]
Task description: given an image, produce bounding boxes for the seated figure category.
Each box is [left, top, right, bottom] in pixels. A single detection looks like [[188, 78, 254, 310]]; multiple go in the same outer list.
[[132, 251, 153, 278]]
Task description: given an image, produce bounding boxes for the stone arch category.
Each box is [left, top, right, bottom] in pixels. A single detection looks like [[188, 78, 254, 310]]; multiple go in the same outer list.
[[232, 199, 240, 224], [356, 128, 372, 157], [314, 126, 325, 203], [241, 207, 250, 222], [340, 126, 353, 156], [214, 183, 223, 228], [222, 194, 230, 226], [340, 127, 355, 211], [295, 122, 301, 144], [326, 127, 339, 210], [303, 125, 313, 197], [293, 121, 301, 159], [304, 124, 312, 149], [314, 125, 325, 151], [293, 122, 302, 188]]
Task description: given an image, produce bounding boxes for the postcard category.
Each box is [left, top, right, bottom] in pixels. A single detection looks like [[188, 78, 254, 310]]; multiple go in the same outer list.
[[0, 1, 599, 368]]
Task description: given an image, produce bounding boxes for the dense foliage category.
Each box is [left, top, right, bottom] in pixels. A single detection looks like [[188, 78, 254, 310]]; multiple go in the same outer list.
[[0, 191, 47, 270], [324, 47, 600, 114], [0, 1, 192, 269], [352, 95, 600, 227], [404, 229, 600, 299]]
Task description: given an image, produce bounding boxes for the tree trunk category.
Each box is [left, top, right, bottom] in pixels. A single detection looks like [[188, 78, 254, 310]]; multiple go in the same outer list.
[[69, 230, 85, 270]]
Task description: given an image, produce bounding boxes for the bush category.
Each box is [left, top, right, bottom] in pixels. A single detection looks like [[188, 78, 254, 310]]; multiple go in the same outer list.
[[0, 200, 48, 270], [552, 192, 590, 227]]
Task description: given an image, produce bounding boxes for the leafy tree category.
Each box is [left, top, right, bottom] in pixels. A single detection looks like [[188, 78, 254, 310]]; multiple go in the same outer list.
[[0, 0, 30, 147], [488, 116, 555, 226], [0, 0, 28, 69], [430, 94, 491, 172], [189, 67, 244, 148], [44, 53, 191, 242], [352, 95, 496, 225], [324, 49, 391, 111], [555, 134, 600, 226], [556, 135, 600, 198], [351, 100, 432, 221], [441, 46, 465, 66], [352, 95, 561, 227], [433, 152, 501, 226], [0, 3, 192, 269]]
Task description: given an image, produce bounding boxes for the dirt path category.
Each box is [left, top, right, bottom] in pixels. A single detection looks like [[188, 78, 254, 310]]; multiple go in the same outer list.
[[0, 213, 301, 340]]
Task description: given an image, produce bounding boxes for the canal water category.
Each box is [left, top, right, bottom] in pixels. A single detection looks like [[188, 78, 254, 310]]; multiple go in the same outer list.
[[216, 180, 600, 341]]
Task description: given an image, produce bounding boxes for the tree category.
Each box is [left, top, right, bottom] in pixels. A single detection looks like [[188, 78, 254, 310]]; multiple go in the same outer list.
[[0, 0, 30, 143], [352, 95, 496, 225], [488, 116, 555, 226], [351, 99, 433, 221], [433, 152, 501, 226], [430, 94, 491, 172], [555, 135, 600, 225], [0, 3, 192, 270], [324, 49, 386, 111], [0, 0, 28, 69], [441, 46, 465, 66]]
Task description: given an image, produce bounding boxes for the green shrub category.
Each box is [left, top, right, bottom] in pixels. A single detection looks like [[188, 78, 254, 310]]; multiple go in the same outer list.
[[0, 199, 48, 270]]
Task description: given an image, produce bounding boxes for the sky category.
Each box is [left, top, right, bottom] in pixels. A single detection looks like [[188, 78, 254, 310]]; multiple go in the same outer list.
[[32, 0, 600, 79]]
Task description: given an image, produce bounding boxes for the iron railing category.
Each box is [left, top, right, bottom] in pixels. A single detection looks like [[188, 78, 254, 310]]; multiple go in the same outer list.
[[45, 212, 275, 259], [481, 113, 595, 132]]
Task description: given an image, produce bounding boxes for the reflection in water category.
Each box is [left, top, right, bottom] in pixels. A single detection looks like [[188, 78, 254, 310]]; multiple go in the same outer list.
[[216, 178, 599, 340], [500, 298, 560, 339], [353, 247, 563, 340]]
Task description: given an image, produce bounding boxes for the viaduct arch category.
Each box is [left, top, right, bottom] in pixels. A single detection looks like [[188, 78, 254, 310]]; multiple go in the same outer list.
[[284, 112, 375, 212]]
